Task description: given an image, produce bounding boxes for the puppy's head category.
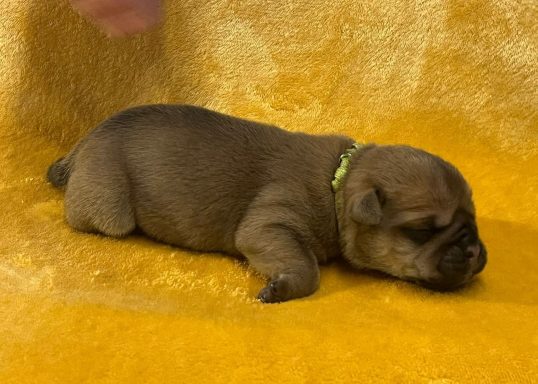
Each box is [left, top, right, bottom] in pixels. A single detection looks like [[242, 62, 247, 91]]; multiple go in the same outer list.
[[340, 145, 487, 291]]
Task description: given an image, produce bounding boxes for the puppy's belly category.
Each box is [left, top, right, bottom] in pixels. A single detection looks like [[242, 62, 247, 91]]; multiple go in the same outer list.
[[132, 201, 240, 255]]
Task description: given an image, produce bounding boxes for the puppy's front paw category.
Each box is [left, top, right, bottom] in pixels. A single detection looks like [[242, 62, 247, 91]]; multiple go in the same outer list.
[[257, 279, 290, 303]]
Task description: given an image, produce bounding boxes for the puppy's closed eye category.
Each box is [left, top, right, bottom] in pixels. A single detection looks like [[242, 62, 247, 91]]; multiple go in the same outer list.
[[400, 227, 438, 244]]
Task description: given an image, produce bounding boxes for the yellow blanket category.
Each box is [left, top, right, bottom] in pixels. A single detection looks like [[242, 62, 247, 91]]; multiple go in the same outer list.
[[1, 1, 536, 382]]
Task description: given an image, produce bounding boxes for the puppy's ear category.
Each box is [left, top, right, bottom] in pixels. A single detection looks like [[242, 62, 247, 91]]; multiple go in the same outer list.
[[351, 188, 384, 225]]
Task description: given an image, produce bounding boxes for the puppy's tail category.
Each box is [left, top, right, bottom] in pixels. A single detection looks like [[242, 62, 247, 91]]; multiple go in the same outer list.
[[47, 156, 72, 187]]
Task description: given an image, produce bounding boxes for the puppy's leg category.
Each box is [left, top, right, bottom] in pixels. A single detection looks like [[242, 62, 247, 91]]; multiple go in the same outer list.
[[65, 168, 135, 237], [236, 224, 320, 303]]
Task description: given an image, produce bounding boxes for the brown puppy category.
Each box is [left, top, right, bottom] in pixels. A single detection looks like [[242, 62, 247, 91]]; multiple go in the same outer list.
[[47, 104, 487, 302]]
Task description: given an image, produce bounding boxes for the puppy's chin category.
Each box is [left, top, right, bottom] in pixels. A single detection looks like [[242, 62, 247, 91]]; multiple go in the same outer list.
[[415, 279, 468, 292]]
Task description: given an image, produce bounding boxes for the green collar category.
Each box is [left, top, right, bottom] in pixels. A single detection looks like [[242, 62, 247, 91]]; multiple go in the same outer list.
[[331, 143, 363, 193], [332, 142, 363, 235]]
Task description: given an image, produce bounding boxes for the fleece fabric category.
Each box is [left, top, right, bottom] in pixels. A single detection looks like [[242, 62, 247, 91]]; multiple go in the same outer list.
[[0, 0, 537, 383]]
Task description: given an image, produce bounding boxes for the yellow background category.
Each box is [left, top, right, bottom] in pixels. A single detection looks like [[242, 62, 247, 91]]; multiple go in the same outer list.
[[1, 0, 537, 382]]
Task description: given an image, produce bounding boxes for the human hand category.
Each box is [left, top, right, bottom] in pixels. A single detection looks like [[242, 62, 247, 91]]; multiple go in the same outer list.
[[70, 0, 162, 37]]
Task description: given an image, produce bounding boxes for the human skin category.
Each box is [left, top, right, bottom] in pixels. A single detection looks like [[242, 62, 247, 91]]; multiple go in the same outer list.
[[69, 0, 162, 37]]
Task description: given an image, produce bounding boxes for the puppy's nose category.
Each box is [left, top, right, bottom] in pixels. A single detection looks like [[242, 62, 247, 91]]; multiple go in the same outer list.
[[465, 244, 481, 259], [474, 243, 487, 274]]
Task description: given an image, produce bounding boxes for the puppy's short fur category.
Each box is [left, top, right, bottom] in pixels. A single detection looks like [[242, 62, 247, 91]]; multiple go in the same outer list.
[[47, 104, 487, 302]]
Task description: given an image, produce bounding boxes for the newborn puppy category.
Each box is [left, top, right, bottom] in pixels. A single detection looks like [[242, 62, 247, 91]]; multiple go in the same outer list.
[[47, 104, 487, 302]]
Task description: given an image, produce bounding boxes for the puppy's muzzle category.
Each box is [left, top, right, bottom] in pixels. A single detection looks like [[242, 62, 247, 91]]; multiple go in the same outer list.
[[427, 224, 487, 291]]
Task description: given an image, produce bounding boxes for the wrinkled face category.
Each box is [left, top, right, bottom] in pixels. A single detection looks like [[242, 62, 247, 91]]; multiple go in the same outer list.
[[342, 145, 487, 291]]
